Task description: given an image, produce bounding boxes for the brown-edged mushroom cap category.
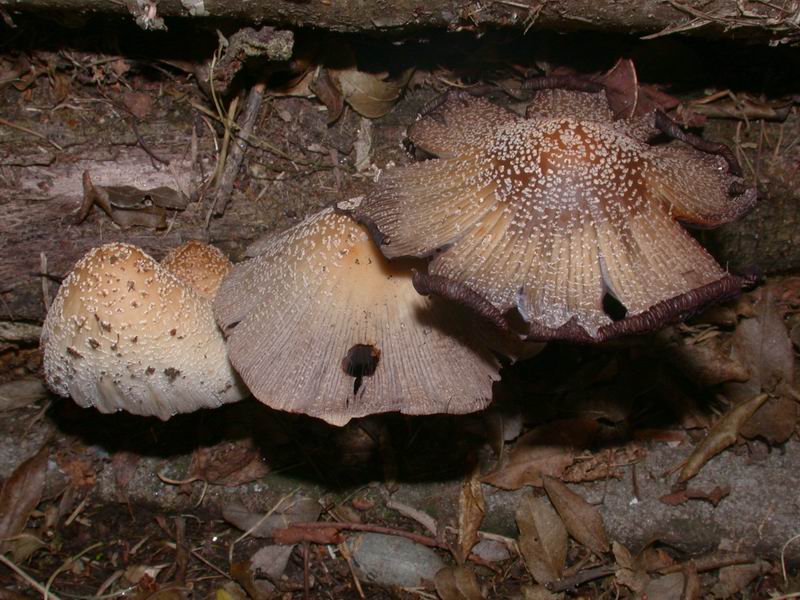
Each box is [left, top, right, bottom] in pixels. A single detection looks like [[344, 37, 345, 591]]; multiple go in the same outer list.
[[213, 207, 500, 426], [350, 89, 757, 342], [41, 243, 247, 419], [160, 240, 232, 299]]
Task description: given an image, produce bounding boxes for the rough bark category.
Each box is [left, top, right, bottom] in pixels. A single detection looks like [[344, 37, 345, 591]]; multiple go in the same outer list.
[[1, 0, 798, 43]]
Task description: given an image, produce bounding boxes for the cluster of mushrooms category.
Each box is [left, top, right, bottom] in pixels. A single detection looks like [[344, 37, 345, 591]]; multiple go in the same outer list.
[[41, 67, 757, 426]]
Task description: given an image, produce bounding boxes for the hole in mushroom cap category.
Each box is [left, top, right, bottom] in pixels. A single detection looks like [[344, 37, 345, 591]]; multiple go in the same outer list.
[[342, 343, 381, 396], [602, 292, 628, 322]]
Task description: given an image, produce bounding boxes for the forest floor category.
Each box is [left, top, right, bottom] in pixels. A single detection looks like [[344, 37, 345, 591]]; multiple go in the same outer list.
[[1, 15, 800, 600]]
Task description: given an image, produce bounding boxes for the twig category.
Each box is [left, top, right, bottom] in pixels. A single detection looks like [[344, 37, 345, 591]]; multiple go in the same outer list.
[[0, 553, 62, 600], [207, 81, 266, 222], [40, 253, 50, 312], [781, 533, 800, 584], [228, 489, 299, 563], [281, 521, 499, 572], [338, 542, 365, 599], [131, 121, 170, 166], [302, 542, 310, 600], [546, 565, 616, 592], [45, 542, 103, 600], [0, 116, 63, 150]]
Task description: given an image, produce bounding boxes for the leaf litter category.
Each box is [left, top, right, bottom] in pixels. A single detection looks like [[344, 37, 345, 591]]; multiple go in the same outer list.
[[0, 25, 799, 600]]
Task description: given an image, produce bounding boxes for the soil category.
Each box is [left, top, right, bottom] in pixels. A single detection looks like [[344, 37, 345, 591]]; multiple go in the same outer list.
[[1, 13, 799, 600]]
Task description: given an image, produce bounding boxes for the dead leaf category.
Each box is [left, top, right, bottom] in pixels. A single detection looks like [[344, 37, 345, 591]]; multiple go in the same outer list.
[[726, 287, 798, 443], [310, 67, 345, 124], [682, 562, 701, 600], [0, 378, 48, 411], [660, 485, 730, 507], [456, 470, 485, 564], [521, 585, 563, 600], [710, 561, 770, 598], [112, 450, 140, 497], [222, 497, 321, 538], [613, 541, 649, 595], [123, 91, 153, 119], [0, 445, 48, 555], [434, 565, 484, 600], [543, 477, 609, 555], [678, 393, 769, 482], [662, 330, 749, 388], [334, 67, 412, 119], [188, 439, 268, 486], [645, 573, 685, 600], [483, 419, 599, 490], [515, 493, 567, 584]]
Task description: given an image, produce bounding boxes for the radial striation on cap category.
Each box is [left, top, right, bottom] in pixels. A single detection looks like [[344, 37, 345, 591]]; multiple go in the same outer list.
[[351, 89, 757, 342], [41, 243, 247, 419], [213, 208, 500, 426]]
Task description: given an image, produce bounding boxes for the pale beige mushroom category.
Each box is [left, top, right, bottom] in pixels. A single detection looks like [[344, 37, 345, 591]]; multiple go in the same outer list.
[[41, 243, 247, 419], [161, 240, 232, 299], [213, 207, 500, 426]]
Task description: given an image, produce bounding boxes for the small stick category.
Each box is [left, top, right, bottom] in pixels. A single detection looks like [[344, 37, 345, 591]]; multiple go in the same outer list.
[[40, 253, 50, 311], [279, 521, 499, 572], [546, 565, 616, 592], [337, 542, 365, 599], [0, 553, 63, 600], [207, 81, 266, 222], [0, 116, 63, 150], [302, 542, 310, 600]]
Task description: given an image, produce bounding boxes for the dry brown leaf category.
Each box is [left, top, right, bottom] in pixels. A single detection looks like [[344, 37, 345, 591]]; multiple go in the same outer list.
[[222, 497, 321, 538], [515, 493, 568, 584], [612, 541, 649, 595], [123, 91, 153, 119], [456, 470, 485, 564], [660, 485, 730, 507], [521, 585, 563, 600], [0, 445, 48, 555], [434, 565, 484, 600], [726, 287, 798, 443], [644, 573, 685, 600], [662, 330, 749, 388], [188, 439, 268, 486], [310, 67, 345, 124], [710, 561, 770, 598], [333, 67, 411, 119], [678, 393, 769, 482], [543, 477, 609, 555], [483, 419, 599, 490], [682, 562, 701, 600]]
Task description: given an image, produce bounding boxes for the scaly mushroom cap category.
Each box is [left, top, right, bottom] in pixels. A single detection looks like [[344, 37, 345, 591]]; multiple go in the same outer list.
[[351, 90, 756, 342], [161, 240, 232, 299], [41, 243, 247, 419], [213, 207, 500, 426]]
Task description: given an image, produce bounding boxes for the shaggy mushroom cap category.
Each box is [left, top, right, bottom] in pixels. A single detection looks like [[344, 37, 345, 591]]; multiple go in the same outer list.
[[213, 207, 500, 426], [41, 243, 247, 419], [350, 89, 757, 342], [161, 240, 232, 299]]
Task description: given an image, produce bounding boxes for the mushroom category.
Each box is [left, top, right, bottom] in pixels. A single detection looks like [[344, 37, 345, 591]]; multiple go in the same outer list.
[[160, 240, 232, 299], [213, 206, 500, 426], [41, 243, 247, 419], [350, 85, 757, 342]]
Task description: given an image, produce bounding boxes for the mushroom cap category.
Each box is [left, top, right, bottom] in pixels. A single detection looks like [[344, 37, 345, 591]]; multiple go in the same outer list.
[[213, 207, 500, 426], [41, 243, 248, 419], [160, 240, 232, 299], [351, 90, 756, 342]]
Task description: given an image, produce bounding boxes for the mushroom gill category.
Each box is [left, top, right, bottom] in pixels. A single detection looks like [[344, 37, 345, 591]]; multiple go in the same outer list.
[[213, 207, 500, 426], [41, 243, 247, 419], [350, 89, 757, 342]]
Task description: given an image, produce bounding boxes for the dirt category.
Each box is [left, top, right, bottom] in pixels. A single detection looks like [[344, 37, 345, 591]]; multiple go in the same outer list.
[[1, 15, 800, 600]]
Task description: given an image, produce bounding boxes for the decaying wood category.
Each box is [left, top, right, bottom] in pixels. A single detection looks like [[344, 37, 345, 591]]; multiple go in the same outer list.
[[1, 0, 799, 43]]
